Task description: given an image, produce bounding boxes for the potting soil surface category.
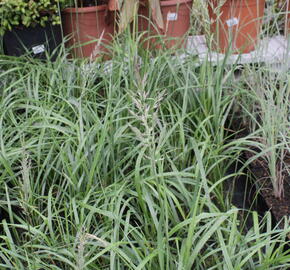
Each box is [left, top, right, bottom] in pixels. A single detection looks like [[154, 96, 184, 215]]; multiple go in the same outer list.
[[245, 151, 290, 227]]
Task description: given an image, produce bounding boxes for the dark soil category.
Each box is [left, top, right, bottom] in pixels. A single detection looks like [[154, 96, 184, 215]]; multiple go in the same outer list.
[[225, 159, 270, 232], [226, 109, 290, 228], [245, 150, 290, 227], [261, 179, 290, 226]]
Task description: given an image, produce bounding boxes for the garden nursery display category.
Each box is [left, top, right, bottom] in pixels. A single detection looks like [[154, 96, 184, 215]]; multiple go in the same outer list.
[[0, 0, 290, 269]]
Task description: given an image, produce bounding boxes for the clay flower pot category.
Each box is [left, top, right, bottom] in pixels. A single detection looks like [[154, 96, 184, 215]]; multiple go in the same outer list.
[[208, 0, 265, 54], [62, 5, 115, 59], [138, 0, 193, 50]]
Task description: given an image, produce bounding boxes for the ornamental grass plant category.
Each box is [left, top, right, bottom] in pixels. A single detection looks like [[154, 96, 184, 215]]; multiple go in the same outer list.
[[1, 34, 290, 268], [1, 1, 290, 269], [0, 0, 64, 35], [237, 65, 290, 199]]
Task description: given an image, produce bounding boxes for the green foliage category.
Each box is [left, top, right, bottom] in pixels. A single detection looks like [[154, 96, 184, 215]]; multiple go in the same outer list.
[[0, 34, 290, 269], [0, 6, 290, 268], [0, 0, 64, 35], [237, 66, 290, 199]]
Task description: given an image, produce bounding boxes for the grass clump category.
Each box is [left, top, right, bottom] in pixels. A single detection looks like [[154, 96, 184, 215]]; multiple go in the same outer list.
[[0, 36, 290, 270], [237, 65, 290, 199]]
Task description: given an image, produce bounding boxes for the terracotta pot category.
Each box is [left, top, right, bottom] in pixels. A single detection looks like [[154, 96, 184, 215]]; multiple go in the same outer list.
[[287, 1, 290, 34], [208, 0, 265, 54], [138, 0, 193, 50], [62, 5, 114, 59]]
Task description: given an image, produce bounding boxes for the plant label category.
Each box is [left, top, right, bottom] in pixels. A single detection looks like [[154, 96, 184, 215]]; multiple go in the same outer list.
[[32, 45, 45, 55], [226, 18, 239, 27], [167, 12, 178, 21]]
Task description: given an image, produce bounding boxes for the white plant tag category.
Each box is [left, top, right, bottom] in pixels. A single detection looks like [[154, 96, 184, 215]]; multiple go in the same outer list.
[[167, 12, 178, 21], [226, 17, 239, 27], [32, 44, 45, 55]]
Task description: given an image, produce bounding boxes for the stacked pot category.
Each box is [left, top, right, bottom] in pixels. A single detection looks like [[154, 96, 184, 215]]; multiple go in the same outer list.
[[4, 0, 289, 60], [61, 0, 193, 59], [62, 4, 115, 59], [61, 0, 270, 58]]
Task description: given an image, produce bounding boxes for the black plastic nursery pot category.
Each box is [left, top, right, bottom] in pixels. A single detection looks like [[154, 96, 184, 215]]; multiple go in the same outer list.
[[3, 23, 62, 60]]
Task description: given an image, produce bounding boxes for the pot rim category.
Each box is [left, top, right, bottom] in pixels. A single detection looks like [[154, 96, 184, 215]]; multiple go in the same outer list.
[[160, 0, 193, 6], [62, 5, 107, 14]]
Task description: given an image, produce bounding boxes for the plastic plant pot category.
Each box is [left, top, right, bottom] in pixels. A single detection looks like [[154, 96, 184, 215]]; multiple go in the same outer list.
[[62, 5, 115, 59], [138, 0, 193, 50], [208, 0, 265, 54]]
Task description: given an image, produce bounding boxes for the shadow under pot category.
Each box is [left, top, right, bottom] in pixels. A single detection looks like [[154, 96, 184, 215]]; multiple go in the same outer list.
[[208, 0, 265, 54], [62, 5, 115, 59], [138, 0, 193, 50], [3, 23, 62, 60]]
